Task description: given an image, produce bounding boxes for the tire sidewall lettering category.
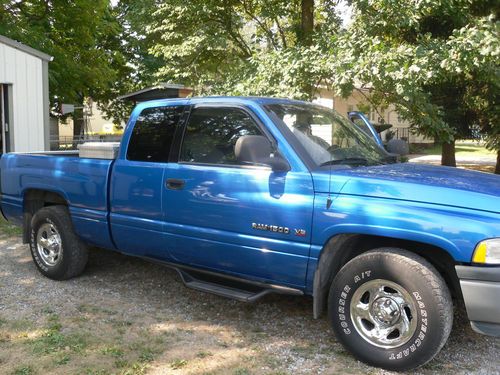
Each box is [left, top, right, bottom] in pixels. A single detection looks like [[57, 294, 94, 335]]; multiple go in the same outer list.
[[30, 217, 59, 273], [337, 269, 372, 335]]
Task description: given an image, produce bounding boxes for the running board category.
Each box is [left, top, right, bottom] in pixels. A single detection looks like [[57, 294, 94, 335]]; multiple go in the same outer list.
[[139, 256, 304, 303], [175, 269, 303, 303]]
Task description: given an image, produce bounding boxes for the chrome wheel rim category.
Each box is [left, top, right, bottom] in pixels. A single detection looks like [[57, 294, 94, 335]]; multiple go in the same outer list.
[[36, 223, 62, 266], [350, 279, 417, 349]]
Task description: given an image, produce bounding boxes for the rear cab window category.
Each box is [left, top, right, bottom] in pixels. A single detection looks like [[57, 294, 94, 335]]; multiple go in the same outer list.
[[127, 105, 185, 163]]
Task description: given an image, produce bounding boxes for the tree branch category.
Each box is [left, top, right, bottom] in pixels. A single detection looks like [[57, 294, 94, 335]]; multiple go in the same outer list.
[[274, 16, 287, 48], [205, 13, 252, 58], [354, 87, 386, 121], [238, 0, 279, 50]]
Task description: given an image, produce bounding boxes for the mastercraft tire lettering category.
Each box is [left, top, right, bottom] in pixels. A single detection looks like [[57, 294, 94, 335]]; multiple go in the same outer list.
[[328, 248, 453, 371]]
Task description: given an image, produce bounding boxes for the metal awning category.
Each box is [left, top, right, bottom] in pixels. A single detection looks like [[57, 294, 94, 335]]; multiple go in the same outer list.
[[117, 83, 192, 102]]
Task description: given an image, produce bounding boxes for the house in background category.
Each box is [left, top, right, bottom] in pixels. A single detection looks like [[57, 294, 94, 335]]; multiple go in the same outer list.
[[57, 83, 193, 147], [57, 82, 429, 148], [0, 35, 53, 153], [314, 87, 432, 144]]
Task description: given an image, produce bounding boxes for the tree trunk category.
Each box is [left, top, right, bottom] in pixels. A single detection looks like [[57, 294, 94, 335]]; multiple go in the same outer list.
[[73, 95, 85, 140], [72, 99, 85, 149], [495, 150, 500, 174], [301, 0, 314, 46], [73, 109, 84, 138], [300, 0, 314, 98], [441, 141, 456, 167]]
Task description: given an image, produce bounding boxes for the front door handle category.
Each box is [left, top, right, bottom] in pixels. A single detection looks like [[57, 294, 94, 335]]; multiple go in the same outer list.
[[166, 178, 185, 190]]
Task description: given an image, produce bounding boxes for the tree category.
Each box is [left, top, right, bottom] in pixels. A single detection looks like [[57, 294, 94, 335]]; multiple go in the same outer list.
[[98, 0, 167, 124], [330, 0, 499, 170], [148, 0, 340, 99], [0, 0, 128, 134]]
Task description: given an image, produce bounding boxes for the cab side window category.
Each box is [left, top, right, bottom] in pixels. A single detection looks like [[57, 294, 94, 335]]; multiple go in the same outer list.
[[127, 105, 184, 162], [180, 107, 264, 165]]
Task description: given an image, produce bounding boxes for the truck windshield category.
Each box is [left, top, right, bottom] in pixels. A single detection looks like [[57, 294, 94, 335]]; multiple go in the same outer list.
[[266, 103, 389, 168]]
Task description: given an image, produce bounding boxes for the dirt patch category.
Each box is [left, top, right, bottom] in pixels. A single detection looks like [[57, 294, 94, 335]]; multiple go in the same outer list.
[[0, 233, 499, 375]]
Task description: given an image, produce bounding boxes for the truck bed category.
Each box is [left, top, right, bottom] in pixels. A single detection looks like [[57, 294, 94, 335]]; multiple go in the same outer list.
[[0, 152, 115, 249]]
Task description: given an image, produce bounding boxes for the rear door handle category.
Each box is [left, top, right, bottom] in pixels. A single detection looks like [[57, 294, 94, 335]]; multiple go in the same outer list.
[[166, 178, 185, 190]]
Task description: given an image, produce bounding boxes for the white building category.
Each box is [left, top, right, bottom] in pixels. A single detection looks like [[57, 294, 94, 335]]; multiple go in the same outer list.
[[0, 35, 53, 153], [314, 87, 432, 144]]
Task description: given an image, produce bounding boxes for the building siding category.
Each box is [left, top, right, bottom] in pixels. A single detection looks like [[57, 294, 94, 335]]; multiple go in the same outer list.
[[0, 41, 47, 152]]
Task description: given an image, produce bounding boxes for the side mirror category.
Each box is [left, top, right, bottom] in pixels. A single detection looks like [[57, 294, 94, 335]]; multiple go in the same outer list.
[[348, 111, 385, 149], [261, 155, 291, 172], [235, 135, 290, 172]]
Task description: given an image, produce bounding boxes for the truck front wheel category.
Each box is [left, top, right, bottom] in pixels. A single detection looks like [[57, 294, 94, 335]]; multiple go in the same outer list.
[[328, 248, 453, 371], [29, 205, 88, 280]]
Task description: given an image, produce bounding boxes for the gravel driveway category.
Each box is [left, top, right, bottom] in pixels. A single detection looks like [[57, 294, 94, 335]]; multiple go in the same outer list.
[[1, 231, 499, 375]]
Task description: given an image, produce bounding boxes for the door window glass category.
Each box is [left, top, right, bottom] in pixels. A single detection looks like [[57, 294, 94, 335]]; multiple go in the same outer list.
[[180, 107, 264, 165], [127, 105, 184, 162]]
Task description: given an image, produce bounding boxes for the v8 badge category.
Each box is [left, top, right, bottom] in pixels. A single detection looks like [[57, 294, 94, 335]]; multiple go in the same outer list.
[[294, 229, 307, 237]]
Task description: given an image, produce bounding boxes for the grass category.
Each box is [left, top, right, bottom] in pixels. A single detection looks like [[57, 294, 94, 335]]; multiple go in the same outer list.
[[29, 314, 88, 355], [409, 141, 497, 173], [0, 310, 170, 375], [0, 254, 495, 375], [0, 216, 22, 236], [12, 366, 35, 375], [170, 358, 188, 369], [413, 141, 495, 157]]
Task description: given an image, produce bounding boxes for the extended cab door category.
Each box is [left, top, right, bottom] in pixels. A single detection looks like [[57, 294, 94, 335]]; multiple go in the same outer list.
[[109, 103, 185, 257], [163, 104, 314, 288]]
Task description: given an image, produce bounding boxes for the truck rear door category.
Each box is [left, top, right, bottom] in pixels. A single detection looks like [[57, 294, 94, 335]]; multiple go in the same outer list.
[[109, 103, 186, 257]]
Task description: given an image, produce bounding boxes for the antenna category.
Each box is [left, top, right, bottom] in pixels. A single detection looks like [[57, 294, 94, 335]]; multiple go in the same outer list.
[[326, 126, 333, 209], [326, 157, 333, 209]]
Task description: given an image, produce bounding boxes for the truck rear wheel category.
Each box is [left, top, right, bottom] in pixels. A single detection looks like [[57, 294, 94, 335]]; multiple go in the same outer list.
[[328, 248, 453, 371], [29, 205, 88, 280]]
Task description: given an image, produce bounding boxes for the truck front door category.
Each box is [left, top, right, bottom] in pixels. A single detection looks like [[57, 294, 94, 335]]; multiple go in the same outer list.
[[163, 105, 314, 288]]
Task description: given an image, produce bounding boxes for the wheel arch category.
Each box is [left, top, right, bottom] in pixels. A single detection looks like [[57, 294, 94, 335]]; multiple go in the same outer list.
[[22, 189, 69, 244], [313, 233, 461, 319]]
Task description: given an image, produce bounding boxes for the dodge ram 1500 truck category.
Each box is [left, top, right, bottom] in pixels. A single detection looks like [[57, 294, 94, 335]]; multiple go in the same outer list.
[[1, 97, 499, 371]]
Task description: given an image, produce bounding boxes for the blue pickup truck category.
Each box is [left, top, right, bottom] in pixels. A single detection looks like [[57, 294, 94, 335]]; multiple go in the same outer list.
[[1, 97, 499, 371]]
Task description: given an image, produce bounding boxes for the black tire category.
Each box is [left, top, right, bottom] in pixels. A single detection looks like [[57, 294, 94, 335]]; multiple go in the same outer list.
[[328, 248, 453, 371], [29, 205, 88, 280]]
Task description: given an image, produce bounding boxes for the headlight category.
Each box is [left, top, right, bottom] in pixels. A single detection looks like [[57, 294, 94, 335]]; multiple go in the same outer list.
[[473, 238, 500, 264]]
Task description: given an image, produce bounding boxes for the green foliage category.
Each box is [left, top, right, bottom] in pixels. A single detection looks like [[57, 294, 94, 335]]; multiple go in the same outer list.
[[2, 0, 497, 154], [97, 0, 166, 124], [0, 0, 133, 126], [0, 1, 124, 104], [331, 0, 499, 150], [149, 0, 340, 98]]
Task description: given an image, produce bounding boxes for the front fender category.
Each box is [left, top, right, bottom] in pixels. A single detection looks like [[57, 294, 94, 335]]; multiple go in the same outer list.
[[310, 193, 500, 263]]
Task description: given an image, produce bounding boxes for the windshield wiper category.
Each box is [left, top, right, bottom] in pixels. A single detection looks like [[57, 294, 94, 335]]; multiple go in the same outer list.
[[320, 157, 370, 167]]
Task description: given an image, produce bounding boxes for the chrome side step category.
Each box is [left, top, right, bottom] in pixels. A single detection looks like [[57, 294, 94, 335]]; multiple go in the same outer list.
[[177, 268, 303, 303], [139, 256, 303, 303], [177, 269, 274, 302]]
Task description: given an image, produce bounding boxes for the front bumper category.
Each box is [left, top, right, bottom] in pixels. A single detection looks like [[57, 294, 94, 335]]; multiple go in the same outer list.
[[456, 265, 500, 337]]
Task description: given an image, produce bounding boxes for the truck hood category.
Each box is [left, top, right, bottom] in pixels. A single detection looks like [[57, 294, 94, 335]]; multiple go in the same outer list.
[[312, 163, 500, 214]]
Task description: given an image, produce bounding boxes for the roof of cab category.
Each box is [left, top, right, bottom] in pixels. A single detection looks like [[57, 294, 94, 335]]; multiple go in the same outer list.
[[135, 96, 308, 109]]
